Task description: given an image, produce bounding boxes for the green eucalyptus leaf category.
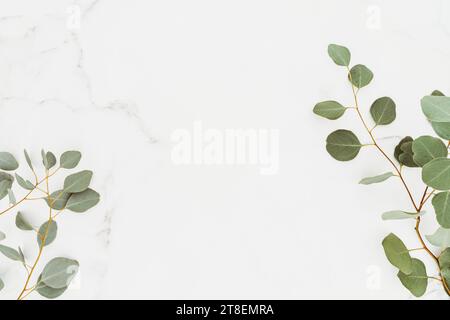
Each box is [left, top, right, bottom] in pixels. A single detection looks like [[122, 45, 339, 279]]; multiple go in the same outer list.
[[0, 278, 4, 291], [43, 151, 56, 170], [15, 173, 34, 191], [40, 257, 79, 289], [421, 96, 450, 122], [0, 244, 23, 262], [36, 275, 67, 299], [45, 190, 70, 210], [348, 64, 373, 88], [66, 188, 100, 213], [412, 136, 447, 167], [440, 248, 450, 269], [18, 247, 25, 264], [41, 149, 48, 169], [432, 192, 450, 228], [432, 90, 445, 96], [326, 130, 362, 161], [422, 158, 450, 190], [0, 180, 12, 201], [370, 97, 396, 125], [24, 149, 33, 171], [0, 152, 18, 171], [63, 170, 93, 193], [37, 221, 57, 248], [16, 212, 33, 231], [327, 44, 351, 66], [397, 258, 428, 298], [313, 101, 346, 120], [426, 227, 450, 249], [381, 210, 423, 220], [60, 151, 82, 169], [7, 189, 16, 205], [0, 231, 5, 241], [394, 137, 419, 167], [382, 233, 413, 274], [359, 172, 395, 185]]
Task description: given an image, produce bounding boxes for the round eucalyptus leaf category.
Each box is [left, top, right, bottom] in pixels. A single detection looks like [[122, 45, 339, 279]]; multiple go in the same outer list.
[[370, 97, 396, 125], [394, 137, 419, 167], [15, 173, 34, 190], [381, 210, 423, 221], [0, 152, 18, 171], [426, 227, 450, 249], [412, 136, 448, 167], [45, 190, 71, 210], [422, 158, 450, 190], [327, 44, 351, 66], [40, 257, 79, 289], [43, 151, 56, 170], [421, 96, 450, 122], [66, 188, 100, 213], [431, 122, 450, 140], [63, 170, 93, 193], [348, 64, 373, 88], [36, 275, 67, 299], [397, 258, 428, 298], [0, 244, 23, 262], [16, 212, 33, 231], [313, 101, 346, 120], [37, 220, 57, 248], [359, 172, 395, 185], [60, 151, 82, 169], [326, 130, 362, 161], [382, 233, 413, 274], [432, 192, 450, 228]]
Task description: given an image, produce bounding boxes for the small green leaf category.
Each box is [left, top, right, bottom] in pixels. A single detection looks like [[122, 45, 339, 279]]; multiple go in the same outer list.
[[382, 233, 413, 274], [66, 188, 100, 213], [43, 151, 56, 170], [397, 258, 428, 298], [426, 227, 450, 249], [432, 192, 450, 228], [370, 97, 396, 125], [327, 44, 351, 67], [421, 96, 450, 122], [37, 221, 57, 248], [326, 130, 362, 161], [432, 90, 445, 96], [60, 151, 82, 169], [313, 101, 346, 120], [36, 275, 67, 299], [359, 172, 395, 185], [15, 173, 34, 190], [16, 212, 33, 231], [382, 210, 423, 220], [422, 158, 450, 190], [63, 170, 93, 193], [24, 149, 33, 171], [394, 137, 419, 167], [412, 136, 447, 167], [41, 149, 48, 169], [0, 231, 5, 241], [0, 152, 18, 171], [18, 247, 25, 264], [0, 180, 12, 201], [0, 244, 23, 262], [7, 189, 16, 205], [40, 257, 79, 289], [348, 64, 373, 88], [45, 190, 70, 210]]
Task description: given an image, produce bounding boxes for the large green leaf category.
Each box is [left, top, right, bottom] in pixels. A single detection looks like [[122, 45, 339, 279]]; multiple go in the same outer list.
[[327, 44, 351, 66], [412, 136, 447, 167], [313, 101, 346, 120], [40, 257, 79, 289], [63, 170, 93, 193], [37, 221, 57, 248], [381, 210, 423, 221], [16, 212, 33, 231], [15, 173, 34, 190], [426, 227, 450, 249], [359, 172, 395, 185], [326, 130, 362, 161], [0, 152, 18, 171], [348, 64, 373, 88], [432, 192, 450, 228], [382, 233, 413, 274], [421, 96, 450, 122], [0, 244, 24, 262], [370, 97, 396, 125], [45, 190, 71, 210], [397, 258, 428, 297], [422, 158, 450, 190], [36, 275, 67, 299], [66, 188, 100, 213], [60, 151, 81, 169]]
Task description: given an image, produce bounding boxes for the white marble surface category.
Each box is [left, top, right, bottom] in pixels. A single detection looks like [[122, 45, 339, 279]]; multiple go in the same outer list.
[[0, 0, 449, 299]]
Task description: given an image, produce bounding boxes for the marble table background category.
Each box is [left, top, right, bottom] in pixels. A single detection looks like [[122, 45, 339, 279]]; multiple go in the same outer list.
[[0, 0, 449, 299]]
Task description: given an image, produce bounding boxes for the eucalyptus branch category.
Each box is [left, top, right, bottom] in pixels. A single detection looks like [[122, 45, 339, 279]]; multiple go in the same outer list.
[[314, 43, 450, 298]]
